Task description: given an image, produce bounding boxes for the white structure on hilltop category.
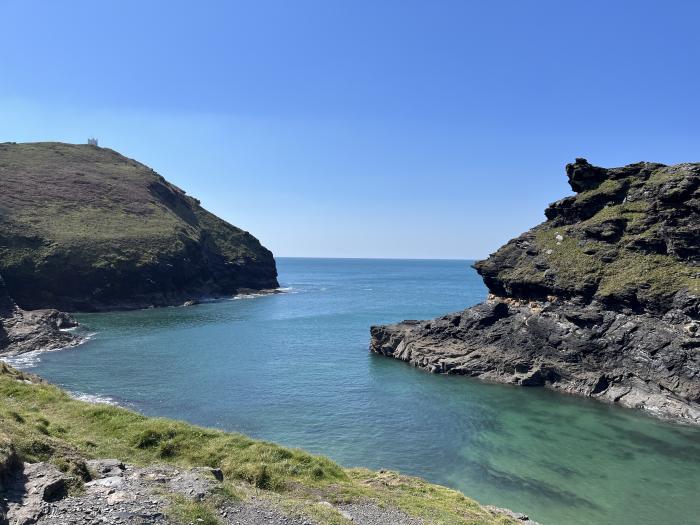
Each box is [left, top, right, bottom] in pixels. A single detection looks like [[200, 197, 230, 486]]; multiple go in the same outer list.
[[87, 137, 98, 146]]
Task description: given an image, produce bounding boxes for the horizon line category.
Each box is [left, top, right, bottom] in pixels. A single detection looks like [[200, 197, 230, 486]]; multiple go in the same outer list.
[[275, 255, 483, 262]]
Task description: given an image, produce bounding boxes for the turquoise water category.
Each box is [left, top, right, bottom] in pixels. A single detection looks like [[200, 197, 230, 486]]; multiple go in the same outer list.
[[16, 258, 700, 525]]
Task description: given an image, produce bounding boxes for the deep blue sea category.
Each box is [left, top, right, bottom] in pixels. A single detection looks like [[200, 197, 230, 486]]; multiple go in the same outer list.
[[10, 258, 700, 525]]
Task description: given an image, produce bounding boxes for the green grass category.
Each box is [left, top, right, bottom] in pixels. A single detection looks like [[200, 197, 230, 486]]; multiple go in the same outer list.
[[596, 252, 698, 302], [530, 224, 698, 304], [167, 495, 222, 525], [535, 227, 603, 288], [0, 364, 517, 525], [0, 143, 262, 263], [580, 200, 648, 226], [575, 178, 626, 205]]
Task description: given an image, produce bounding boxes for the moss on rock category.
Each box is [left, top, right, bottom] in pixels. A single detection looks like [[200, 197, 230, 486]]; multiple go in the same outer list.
[[476, 159, 699, 313]]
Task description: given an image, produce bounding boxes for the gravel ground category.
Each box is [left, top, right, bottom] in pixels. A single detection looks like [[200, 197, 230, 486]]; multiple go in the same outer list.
[[3, 459, 444, 525], [337, 503, 424, 524]]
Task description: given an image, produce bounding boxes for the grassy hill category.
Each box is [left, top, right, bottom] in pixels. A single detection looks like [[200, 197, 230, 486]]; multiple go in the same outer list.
[[0, 142, 278, 311]]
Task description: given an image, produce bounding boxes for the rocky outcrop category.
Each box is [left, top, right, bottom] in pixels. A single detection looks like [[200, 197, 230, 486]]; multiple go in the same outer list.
[[371, 159, 700, 424], [0, 275, 79, 357], [0, 142, 279, 312], [3, 462, 73, 525], [1, 434, 21, 524]]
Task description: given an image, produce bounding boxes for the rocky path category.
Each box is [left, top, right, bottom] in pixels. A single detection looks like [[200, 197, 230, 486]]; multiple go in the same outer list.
[[1, 459, 434, 525]]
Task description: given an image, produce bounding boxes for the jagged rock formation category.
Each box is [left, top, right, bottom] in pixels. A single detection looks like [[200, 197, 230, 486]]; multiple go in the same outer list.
[[0, 274, 78, 357], [0, 142, 278, 311], [371, 159, 700, 423]]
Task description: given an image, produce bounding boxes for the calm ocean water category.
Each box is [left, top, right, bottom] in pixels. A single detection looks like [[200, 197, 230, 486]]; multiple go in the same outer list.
[[13, 258, 700, 525]]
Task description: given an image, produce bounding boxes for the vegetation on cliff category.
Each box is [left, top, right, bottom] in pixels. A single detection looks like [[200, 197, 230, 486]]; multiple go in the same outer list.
[[0, 142, 278, 311], [0, 364, 518, 525], [371, 159, 699, 423], [475, 159, 699, 313]]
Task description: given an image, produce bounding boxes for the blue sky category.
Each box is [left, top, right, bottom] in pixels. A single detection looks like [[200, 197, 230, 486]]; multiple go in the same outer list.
[[1, 1, 698, 258]]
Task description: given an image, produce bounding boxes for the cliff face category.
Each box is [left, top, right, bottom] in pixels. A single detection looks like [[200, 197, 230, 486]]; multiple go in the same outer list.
[[371, 160, 700, 423], [475, 159, 699, 314], [0, 142, 279, 311]]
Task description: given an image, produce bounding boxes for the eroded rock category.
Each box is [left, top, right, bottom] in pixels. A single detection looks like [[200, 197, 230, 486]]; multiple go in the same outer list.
[[4, 462, 72, 525], [371, 159, 700, 424]]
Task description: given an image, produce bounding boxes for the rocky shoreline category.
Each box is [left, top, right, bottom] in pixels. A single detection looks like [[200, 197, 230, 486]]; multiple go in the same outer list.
[[371, 294, 700, 424], [371, 159, 699, 424], [0, 276, 82, 358]]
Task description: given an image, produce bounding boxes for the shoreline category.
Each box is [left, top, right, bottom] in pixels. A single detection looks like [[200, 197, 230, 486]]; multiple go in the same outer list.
[[52, 286, 292, 314], [0, 363, 535, 525], [0, 286, 294, 363], [371, 296, 700, 426]]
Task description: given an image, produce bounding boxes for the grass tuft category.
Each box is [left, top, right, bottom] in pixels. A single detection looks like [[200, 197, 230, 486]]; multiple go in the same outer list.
[[167, 495, 222, 525]]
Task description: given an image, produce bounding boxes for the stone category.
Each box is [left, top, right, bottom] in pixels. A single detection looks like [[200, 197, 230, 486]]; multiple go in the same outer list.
[[5, 462, 73, 525], [86, 459, 125, 479], [0, 278, 81, 357], [565, 158, 610, 192], [86, 476, 124, 489], [106, 492, 133, 505]]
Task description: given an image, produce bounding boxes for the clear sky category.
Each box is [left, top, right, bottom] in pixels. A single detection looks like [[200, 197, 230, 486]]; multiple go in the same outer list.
[[1, 1, 698, 259]]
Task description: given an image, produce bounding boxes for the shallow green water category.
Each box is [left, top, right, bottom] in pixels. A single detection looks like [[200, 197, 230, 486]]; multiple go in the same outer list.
[[13, 258, 700, 525]]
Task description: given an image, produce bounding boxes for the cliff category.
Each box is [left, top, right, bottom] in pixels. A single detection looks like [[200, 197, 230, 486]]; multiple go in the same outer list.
[[371, 159, 700, 423], [0, 142, 278, 312]]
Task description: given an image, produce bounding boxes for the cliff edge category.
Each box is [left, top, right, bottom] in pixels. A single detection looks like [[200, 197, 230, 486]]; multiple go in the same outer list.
[[371, 159, 700, 423], [0, 142, 279, 312]]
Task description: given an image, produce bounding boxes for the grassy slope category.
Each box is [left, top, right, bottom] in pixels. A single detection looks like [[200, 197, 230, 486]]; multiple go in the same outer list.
[[0, 142, 277, 310], [0, 364, 516, 525], [0, 142, 264, 266]]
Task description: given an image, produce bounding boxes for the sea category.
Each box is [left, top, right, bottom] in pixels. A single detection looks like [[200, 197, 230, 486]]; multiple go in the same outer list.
[[7, 258, 699, 525]]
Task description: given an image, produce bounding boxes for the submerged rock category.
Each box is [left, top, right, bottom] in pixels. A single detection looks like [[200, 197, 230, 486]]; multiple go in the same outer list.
[[371, 160, 700, 424]]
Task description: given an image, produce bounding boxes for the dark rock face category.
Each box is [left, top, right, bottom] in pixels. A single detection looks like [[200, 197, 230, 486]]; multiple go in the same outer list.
[[0, 142, 279, 312], [0, 274, 79, 356], [475, 160, 698, 313], [371, 160, 700, 424]]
